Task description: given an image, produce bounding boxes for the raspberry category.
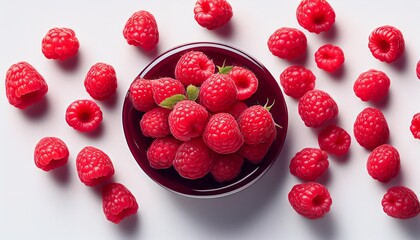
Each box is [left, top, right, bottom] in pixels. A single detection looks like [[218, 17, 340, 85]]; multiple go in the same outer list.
[[168, 100, 209, 141], [76, 146, 115, 187], [314, 44, 345, 73], [34, 137, 69, 171], [102, 183, 138, 224], [298, 89, 338, 128], [410, 113, 420, 139], [199, 73, 237, 112], [288, 182, 332, 219], [84, 63, 117, 101], [173, 138, 215, 179], [41, 27, 79, 61], [202, 113, 244, 154], [129, 78, 156, 112], [353, 69, 390, 102], [193, 0, 233, 30], [123, 10, 159, 50], [175, 51, 215, 86], [239, 130, 276, 164], [317, 125, 351, 156], [289, 148, 329, 181], [237, 104, 276, 145], [280, 65, 316, 98], [267, 27, 307, 60], [367, 144, 400, 182], [152, 77, 185, 105], [225, 100, 248, 119], [146, 136, 182, 169], [382, 186, 420, 219], [296, 0, 336, 34], [139, 107, 171, 138], [5, 62, 48, 109], [227, 66, 259, 100], [353, 107, 389, 150], [65, 99, 103, 132], [417, 60, 420, 80], [210, 153, 244, 183], [368, 25, 405, 63]]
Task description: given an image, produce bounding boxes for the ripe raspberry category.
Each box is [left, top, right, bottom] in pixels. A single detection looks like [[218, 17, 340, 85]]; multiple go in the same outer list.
[[152, 77, 185, 105], [317, 125, 351, 156], [5, 62, 48, 109], [203, 113, 244, 154], [237, 104, 276, 145], [147, 136, 182, 169], [227, 66, 259, 100], [367, 144, 400, 182], [267, 27, 307, 60], [76, 146, 115, 187], [168, 100, 209, 141], [416, 60, 420, 80], [34, 137, 69, 171], [289, 148, 329, 181], [296, 0, 336, 34], [410, 113, 420, 139], [173, 138, 215, 179], [123, 10, 159, 50], [84, 63, 117, 101], [353, 69, 390, 102], [175, 51, 215, 86], [298, 89, 338, 128], [353, 107, 389, 150], [65, 99, 103, 132], [382, 186, 420, 219], [280, 65, 316, 98], [193, 0, 233, 30], [139, 107, 171, 138], [314, 44, 345, 72], [211, 153, 244, 183], [368, 25, 405, 63], [225, 100, 248, 119], [129, 78, 156, 112], [199, 73, 237, 112], [239, 130, 276, 164], [288, 182, 332, 219], [102, 183, 138, 224], [41, 27, 79, 61]]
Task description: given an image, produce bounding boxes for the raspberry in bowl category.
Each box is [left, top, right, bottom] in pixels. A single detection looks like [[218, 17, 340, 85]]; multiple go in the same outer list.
[[122, 42, 288, 198]]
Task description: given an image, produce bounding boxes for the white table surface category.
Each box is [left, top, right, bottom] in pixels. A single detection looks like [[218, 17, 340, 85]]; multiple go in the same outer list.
[[1, 0, 419, 239]]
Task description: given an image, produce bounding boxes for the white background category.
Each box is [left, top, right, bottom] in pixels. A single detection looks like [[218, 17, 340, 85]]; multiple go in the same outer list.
[[1, 0, 420, 239]]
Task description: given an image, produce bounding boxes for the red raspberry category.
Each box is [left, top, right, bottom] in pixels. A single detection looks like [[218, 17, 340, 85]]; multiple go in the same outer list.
[[168, 100, 209, 141], [76, 146, 115, 187], [288, 182, 332, 219], [237, 104, 276, 145], [129, 78, 156, 112], [152, 77, 185, 105], [289, 148, 329, 181], [5, 62, 48, 109], [211, 153, 244, 183], [175, 51, 215, 86], [314, 44, 344, 73], [318, 125, 351, 156], [353, 69, 390, 102], [34, 137, 69, 171], [368, 25, 405, 63], [382, 186, 420, 219], [367, 144, 400, 182], [193, 0, 233, 30], [123, 10, 159, 50], [65, 99, 103, 132], [41, 27, 79, 61], [102, 183, 138, 224], [239, 130, 276, 164], [173, 138, 215, 179], [410, 113, 420, 139], [84, 63, 117, 101], [228, 66, 259, 100], [203, 113, 244, 154], [146, 136, 182, 169], [267, 27, 307, 60], [139, 107, 171, 138], [298, 89, 338, 128], [280, 65, 316, 98], [225, 100, 248, 119], [296, 0, 336, 34], [416, 60, 420, 80], [199, 73, 237, 112], [353, 107, 389, 150]]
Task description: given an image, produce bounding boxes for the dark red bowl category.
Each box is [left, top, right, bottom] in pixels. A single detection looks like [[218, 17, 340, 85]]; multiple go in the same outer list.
[[122, 42, 288, 198]]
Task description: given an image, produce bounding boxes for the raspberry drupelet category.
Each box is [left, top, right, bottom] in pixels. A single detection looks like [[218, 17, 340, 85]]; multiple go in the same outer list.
[[367, 144, 400, 182], [34, 137, 69, 171], [76, 146, 115, 187], [193, 0, 233, 30], [65, 99, 103, 132], [353, 107, 389, 150], [41, 27, 79, 61], [296, 0, 336, 34], [353, 69, 390, 102], [267, 27, 307, 60], [84, 63, 118, 101], [298, 89, 339, 128], [123, 10, 159, 50], [175, 51, 215, 86], [368, 25, 405, 63], [102, 183, 139, 224], [289, 148, 329, 181], [318, 125, 351, 156], [314, 44, 344, 73], [280, 65, 316, 98], [382, 186, 420, 219]]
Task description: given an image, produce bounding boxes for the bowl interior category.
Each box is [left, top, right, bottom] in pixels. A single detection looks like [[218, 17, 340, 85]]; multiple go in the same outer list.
[[122, 42, 288, 198]]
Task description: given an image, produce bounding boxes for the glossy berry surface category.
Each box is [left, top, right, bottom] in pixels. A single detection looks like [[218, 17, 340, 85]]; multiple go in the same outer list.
[[289, 148, 329, 181], [368, 25, 405, 63], [102, 183, 139, 224], [123, 10, 159, 50], [129, 78, 156, 112], [318, 125, 351, 156], [239, 130, 275, 164], [298, 89, 338, 128], [237, 104, 276, 145], [225, 100, 248, 119], [34, 137, 69, 171], [194, 0, 233, 30], [296, 0, 336, 34], [353, 69, 390, 102], [65, 99, 103, 132], [76, 146, 115, 187], [280, 65, 316, 98], [267, 27, 307, 60], [147, 136, 182, 169], [152, 77, 185, 105], [41, 27, 79, 60], [314, 44, 344, 72], [210, 153, 244, 183], [199, 73, 237, 112], [367, 144, 400, 182], [84, 62, 117, 101], [228, 66, 259, 100], [139, 107, 171, 138], [409, 113, 420, 139], [353, 107, 389, 150], [175, 51, 215, 86], [382, 186, 420, 219]]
